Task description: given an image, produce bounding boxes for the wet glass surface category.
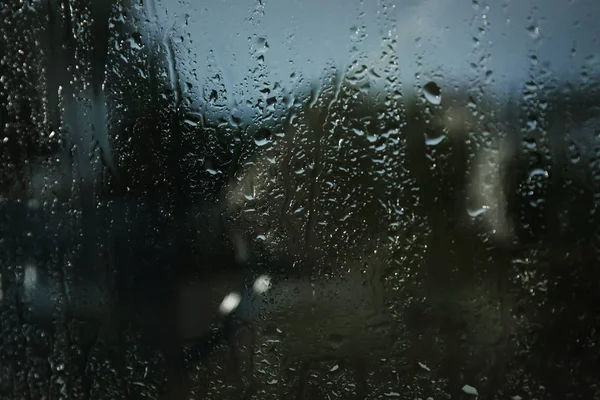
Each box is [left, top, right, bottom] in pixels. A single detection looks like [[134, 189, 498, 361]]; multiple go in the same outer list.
[[1, 0, 600, 399]]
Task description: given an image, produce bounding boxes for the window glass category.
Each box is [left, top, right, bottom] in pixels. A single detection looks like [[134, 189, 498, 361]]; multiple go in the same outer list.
[[1, 0, 599, 399]]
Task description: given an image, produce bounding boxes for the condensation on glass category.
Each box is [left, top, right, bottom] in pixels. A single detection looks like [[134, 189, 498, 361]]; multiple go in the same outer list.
[[0, 0, 599, 399]]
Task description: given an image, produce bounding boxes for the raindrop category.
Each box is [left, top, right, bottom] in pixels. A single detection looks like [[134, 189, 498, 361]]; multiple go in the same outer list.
[[422, 81, 442, 105], [352, 128, 365, 137], [253, 275, 272, 294], [425, 131, 445, 146], [254, 36, 269, 53], [418, 361, 431, 372], [254, 138, 272, 146], [254, 127, 272, 146], [567, 141, 580, 164], [528, 168, 548, 178], [526, 24, 540, 39], [462, 384, 479, 396], [467, 205, 489, 217]]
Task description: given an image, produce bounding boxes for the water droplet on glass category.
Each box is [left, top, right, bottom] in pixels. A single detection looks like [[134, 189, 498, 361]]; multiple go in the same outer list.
[[467, 205, 490, 217], [422, 81, 442, 105], [255, 36, 269, 52], [352, 128, 365, 137], [425, 131, 445, 146], [418, 361, 431, 372], [254, 138, 272, 146], [253, 275, 271, 294], [528, 168, 548, 178], [527, 24, 540, 39], [462, 384, 479, 396]]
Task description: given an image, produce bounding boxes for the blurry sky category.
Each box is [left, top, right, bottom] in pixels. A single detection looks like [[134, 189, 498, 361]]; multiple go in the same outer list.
[[144, 0, 600, 99]]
